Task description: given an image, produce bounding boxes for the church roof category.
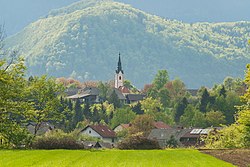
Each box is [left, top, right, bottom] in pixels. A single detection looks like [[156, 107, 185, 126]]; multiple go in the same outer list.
[[116, 54, 124, 74]]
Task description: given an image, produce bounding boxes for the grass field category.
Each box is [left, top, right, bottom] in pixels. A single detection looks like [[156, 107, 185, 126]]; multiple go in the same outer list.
[[0, 149, 234, 167]]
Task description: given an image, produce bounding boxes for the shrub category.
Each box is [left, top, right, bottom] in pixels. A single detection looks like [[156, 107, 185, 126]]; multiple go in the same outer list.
[[32, 129, 83, 149], [166, 135, 178, 148], [117, 133, 161, 150]]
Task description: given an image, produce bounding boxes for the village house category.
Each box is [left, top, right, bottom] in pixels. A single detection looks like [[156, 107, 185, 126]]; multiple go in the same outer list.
[[148, 128, 214, 148], [80, 124, 117, 144], [67, 87, 100, 104], [26, 122, 55, 136], [114, 121, 171, 133]]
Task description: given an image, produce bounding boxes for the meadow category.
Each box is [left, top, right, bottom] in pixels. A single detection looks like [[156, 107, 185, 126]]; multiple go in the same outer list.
[[0, 149, 234, 167]]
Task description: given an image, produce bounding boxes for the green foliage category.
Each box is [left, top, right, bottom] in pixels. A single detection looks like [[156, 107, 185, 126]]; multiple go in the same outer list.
[[205, 110, 226, 127], [5, 1, 250, 88], [0, 58, 33, 148], [174, 97, 188, 123], [117, 133, 160, 150], [32, 129, 83, 149], [152, 70, 169, 90], [72, 99, 84, 128], [108, 90, 121, 108], [111, 107, 136, 129], [166, 135, 178, 148], [97, 81, 111, 101], [199, 87, 211, 113], [141, 97, 163, 114], [180, 105, 206, 128], [27, 75, 64, 137], [205, 64, 250, 148], [129, 114, 154, 137], [205, 125, 245, 149]]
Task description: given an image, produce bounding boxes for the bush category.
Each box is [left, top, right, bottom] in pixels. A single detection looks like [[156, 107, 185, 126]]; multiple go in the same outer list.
[[32, 129, 83, 149], [166, 135, 178, 148], [117, 133, 161, 150]]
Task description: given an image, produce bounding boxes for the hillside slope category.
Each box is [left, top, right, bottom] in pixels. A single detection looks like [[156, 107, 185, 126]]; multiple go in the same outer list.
[[5, 0, 250, 88]]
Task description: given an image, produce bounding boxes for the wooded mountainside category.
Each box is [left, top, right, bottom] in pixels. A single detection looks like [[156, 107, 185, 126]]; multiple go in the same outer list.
[[4, 0, 250, 88]]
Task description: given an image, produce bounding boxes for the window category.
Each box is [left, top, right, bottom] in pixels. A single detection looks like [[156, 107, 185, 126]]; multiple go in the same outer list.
[[119, 76, 122, 80], [89, 130, 91, 134], [112, 138, 115, 143]]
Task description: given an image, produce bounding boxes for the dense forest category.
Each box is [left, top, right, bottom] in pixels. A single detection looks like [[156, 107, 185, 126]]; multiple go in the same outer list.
[[4, 0, 250, 88]]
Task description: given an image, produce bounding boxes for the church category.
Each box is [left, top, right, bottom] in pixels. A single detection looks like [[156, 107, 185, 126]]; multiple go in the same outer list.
[[67, 53, 145, 104]]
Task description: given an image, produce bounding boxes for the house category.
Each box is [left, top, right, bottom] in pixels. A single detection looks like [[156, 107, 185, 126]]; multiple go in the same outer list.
[[125, 94, 146, 104], [114, 124, 131, 133], [148, 128, 190, 148], [180, 128, 214, 147], [108, 88, 127, 103], [26, 122, 55, 136], [80, 124, 117, 144], [148, 127, 215, 148], [64, 87, 80, 96], [114, 121, 171, 133], [153, 121, 172, 129], [67, 87, 100, 104]]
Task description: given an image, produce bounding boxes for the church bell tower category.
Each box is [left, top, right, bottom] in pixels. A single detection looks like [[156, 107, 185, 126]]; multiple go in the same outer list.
[[115, 53, 124, 88]]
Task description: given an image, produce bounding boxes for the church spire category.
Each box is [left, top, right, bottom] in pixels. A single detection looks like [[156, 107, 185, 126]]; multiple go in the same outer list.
[[116, 52, 124, 74]]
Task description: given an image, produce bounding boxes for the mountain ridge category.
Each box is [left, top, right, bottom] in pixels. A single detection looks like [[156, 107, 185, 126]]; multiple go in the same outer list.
[[4, 0, 250, 88]]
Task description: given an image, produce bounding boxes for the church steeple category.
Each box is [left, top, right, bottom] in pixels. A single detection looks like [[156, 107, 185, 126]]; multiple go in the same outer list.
[[116, 53, 124, 74], [115, 53, 124, 88]]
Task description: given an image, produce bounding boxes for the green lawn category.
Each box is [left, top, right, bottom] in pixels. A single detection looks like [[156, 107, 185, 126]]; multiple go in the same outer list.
[[0, 149, 234, 167]]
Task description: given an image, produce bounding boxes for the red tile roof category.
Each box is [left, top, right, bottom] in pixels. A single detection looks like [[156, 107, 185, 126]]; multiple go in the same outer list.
[[153, 121, 171, 129], [118, 86, 130, 94], [84, 125, 116, 138], [121, 124, 131, 129]]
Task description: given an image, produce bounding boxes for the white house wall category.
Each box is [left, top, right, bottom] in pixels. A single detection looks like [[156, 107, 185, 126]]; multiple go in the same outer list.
[[81, 127, 102, 139]]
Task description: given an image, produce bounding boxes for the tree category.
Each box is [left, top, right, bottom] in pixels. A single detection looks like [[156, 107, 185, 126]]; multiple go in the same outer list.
[[102, 101, 115, 123], [108, 90, 121, 108], [165, 78, 186, 105], [110, 107, 136, 129], [152, 70, 169, 90], [219, 85, 226, 97], [0, 58, 33, 147], [129, 114, 154, 137], [130, 102, 144, 115], [205, 64, 250, 148], [158, 88, 170, 108], [140, 97, 163, 116], [223, 77, 235, 91], [27, 75, 64, 137], [199, 87, 210, 113], [180, 105, 206, 128], [72, 99, 84, 128], [89, 103, 102, 123], [174, 97, 188, 123], [237, 64, 250, 146], [205, 110, 226, 127], [97, 81, 110, 101]]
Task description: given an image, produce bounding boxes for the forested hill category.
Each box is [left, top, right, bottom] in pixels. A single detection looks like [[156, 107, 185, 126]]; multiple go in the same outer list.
[[5, 0, 250, 88]]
